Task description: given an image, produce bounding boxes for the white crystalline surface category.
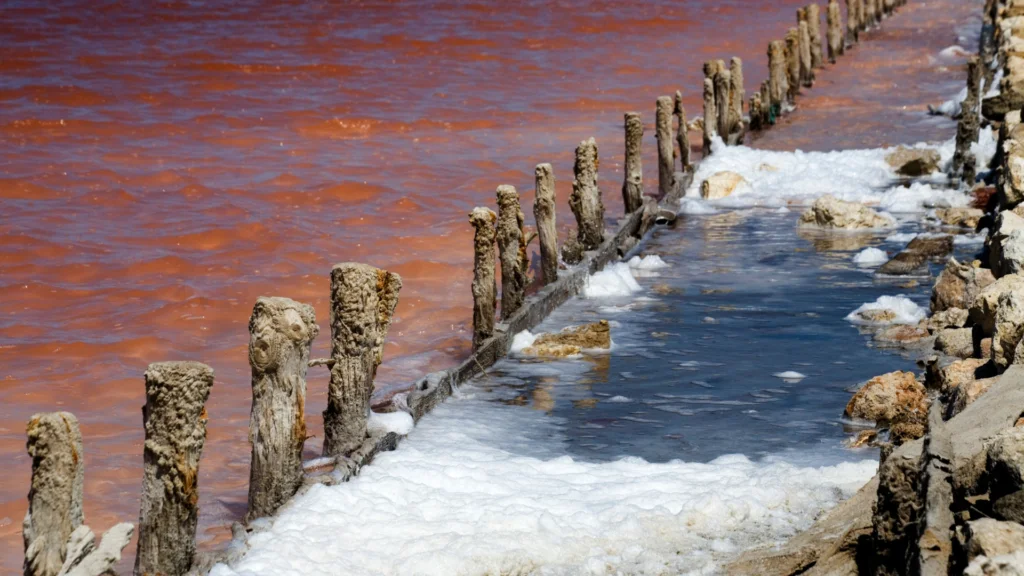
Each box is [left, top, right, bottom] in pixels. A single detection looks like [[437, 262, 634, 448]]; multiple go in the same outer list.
[[853, 247, 889, 266], [510, 329, 538, 352], [846, 295, 927, 326], [584, 262, 642, 298], [773, 371, 807, 380], [211, 399, 877, 576]]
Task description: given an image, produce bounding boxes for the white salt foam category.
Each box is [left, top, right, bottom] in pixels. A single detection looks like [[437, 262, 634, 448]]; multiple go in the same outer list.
[[845, 295, 927, 326], [510, 330, 537, 353], [584, 263, 641, 298], [367, 410, 414, 436], [853, 247, 889, 266], [773, 371, 807, 380]]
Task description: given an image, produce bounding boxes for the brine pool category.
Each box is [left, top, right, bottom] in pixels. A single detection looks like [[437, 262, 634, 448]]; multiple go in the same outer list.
[[213, 207, 983, 576]]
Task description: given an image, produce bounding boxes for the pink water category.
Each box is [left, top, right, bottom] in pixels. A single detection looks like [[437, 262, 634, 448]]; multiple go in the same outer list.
[[0, 0, 977, 571]]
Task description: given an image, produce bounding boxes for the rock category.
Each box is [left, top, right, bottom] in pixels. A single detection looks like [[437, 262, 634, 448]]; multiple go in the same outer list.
[[1001, 134, 1024, 209], [938, 358, 993, 394], [974, 185, 997, 210], [993, 490, 1024, 524], [877, 251, 929, 276], [995, 290, 1024, 371], [932, 258, 996, 313], [700, 171, 748, 200], [936, 207, 985, 229], [885, 147, 941, 177], [847, 429, 879, 448], [981, 337, 994, 360], [523, 321, 611, 357], [965, 551, 1024, 575], [965, 520, 1024, 568], [986, 425, 1024, 501], [857, 309, 897, 324], [947, 377, 999, 420], [876, 324, 930, 346], [872, 449, 923, 573], [971, 274, 1024, 335], [935, 328, 976, 359], [906, 234, 954, 258], [845, 371, 928, 425], [798, 194, 895, 230], [928, 308, 969, 332], [990, 211, 1024, 276]]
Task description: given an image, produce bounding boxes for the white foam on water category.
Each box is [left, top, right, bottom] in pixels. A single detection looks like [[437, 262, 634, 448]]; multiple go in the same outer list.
[[884, 232, 919, 243], [367, 410, 415, 436], [679, 197, 720, 215], [954, 230, 987, 245], [845, 295, 927, 326], [606, 395, 632, 403], [772, 371, 807, 380], [510, 330, 538, 353], [583, 263, 642, 298], [853, 247, 889, 266], [211, 399, 877, 576], [628, 255, 669, 270]]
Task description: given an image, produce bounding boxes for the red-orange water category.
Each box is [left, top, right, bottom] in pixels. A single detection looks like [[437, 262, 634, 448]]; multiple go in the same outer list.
[[0, 0, 977, 572]]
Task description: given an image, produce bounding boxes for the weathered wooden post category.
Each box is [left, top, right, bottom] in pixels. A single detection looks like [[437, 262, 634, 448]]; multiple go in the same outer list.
[[785, 28, 801, 103], [858, 0, 867, 32], [807, 4, 824, 69], [245, 297, 318, 521], [729, 57, 745, 136], [136, 361, 215, 576], [322, 263, 401, 457], [828, 0, 844, 62], [496, 185, 527, 320], [952, 57, 982, 180], [533, 163, 558, 284], [673, 91, 691, 172], [622, 112, 644, 213], [469, 208, 497, 347], [749, 92, 764, 131], [570, 137, 604, 250], [768, 41, 787, 119], [656, 96, 675, 197], [760, 81, 773, 126], [702, 77, 717, 156], [846, 0, 860, 45], [23, 412, 84, 576], [798, 19, 815, 88], [715, 70, 731, 142]]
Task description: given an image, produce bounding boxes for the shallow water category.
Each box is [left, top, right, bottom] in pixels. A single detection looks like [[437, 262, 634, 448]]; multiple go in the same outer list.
[[0, 0, 982, 570]]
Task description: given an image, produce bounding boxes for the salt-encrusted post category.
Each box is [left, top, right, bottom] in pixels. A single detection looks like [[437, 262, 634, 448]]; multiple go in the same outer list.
[[469, 207, 497, 348], [760, 81, 772, 126], [533, 164, 558, 284], [245, 297, 318, 522], [23, 412, 84, 576], [714, 70, 731, 142], [807, 4, 824, 69], [703, 78, 717, 156], [622, 112, 644, 213], [674, 91, 691, 172], [322, 263, 401, 457], [496, 185, 527, 320], [656, 96, 675, 197], [570, 137, 604, 250], [729, 57, 745, 136], [768, 41, 787, 120], [749, 92, 763, 131], [136, 361, 214, 576], [828, 0, 844, 62], [846, 0, 859, 45], [798, 20, 814, 88], [785, 28, 801, 103]]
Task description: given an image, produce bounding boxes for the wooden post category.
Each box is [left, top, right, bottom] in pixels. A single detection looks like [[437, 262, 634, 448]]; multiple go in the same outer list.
[[729, 57, 745, 136], [807, 4, 824, 69], [656, 96, 674, 197], [246, 297, 318, 521], [702, 77, 717, 156], [828, 0, 844, 62], [469, 207, 497, 348], [846, 0, 859, 45], [136, 361, 214, 576], [322, 263, 401, 457], [673, 91, 691, 172], [952, 58, 982, 179], [785, 28, 801, 103], [768, 41, 787, 120], [798, 19, 815, 88], [749, 92, 763, 131], [858, 0, 867, 32], [60, 523, 134, 576], [715, 69, 731, 142], [496, 185, 527, 320], [760, 81, 773, 126], [533, 164, 558, 284], [569, 137, 604, 250], [622, 112, 644, 213], [23, 412, 84, 576]]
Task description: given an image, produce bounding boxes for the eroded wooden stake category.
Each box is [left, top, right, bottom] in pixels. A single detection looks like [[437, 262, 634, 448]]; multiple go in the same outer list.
[[785, 28, 801, 103], [846, 0, 860, 45], [246, 297, 318, 521], [827, 0, 844, 63], [715, 69, 731, 142], [136, 361, 214, 576], [673, 91, 691, 172], [798, 19, 815, 88], [496, 185, 528, 319], [622, 112, 644, 213], [807, 4, 824, 69], [24, 412, 84, 576], [469, 207, 497, 348], [323, 263, 401, 457], [729, 57, 745, 137], [702, 77, 717, 156], [656, 96, 674, 197], [533, 163, 558, 285], [569, 137, 604, 250]]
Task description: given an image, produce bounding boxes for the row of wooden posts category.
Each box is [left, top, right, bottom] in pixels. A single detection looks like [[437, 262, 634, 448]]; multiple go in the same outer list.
[[22, 1, 911, 575]]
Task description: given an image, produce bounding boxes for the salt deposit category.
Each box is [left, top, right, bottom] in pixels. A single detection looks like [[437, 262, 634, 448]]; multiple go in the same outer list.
[[853, 247, 889, 266], [627, 255, 669, 277], [510, 330, 537, 353], [367, 410, 415, 436], [845, 295, 927, 326], [773, 371, 807, 380], [211, 399, 877, 576], [583, 263, 642, 298]]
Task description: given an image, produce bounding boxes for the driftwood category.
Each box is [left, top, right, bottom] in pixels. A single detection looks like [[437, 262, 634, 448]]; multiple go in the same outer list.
[[136, 361, 215, 576], [533, 163, 558, 285], [496, 185, 528, 319], [673, 91, 690, 172], [828, 0, 844, 62], [655, 96, 674, 197], [322, 263, 401, 457], [569, 137, 604, 250], [23, 412, 84, 576], [622, 112, 644, 213], [246, 296, 318, 521], [806, 4, 824, 69], [469, 207, 498, 349], [58, 523, 133, 576]]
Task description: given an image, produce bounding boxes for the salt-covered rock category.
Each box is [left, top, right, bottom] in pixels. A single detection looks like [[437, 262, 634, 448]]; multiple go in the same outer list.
[[846, 295, 926, 326], [965, 520, 1024, 569], [937, 358, 992, 394], [936, 207, 985, 229], [971, 274, 1024, 335], [932, 258, 996, 313], [995, 290, 1024, 371], [885, 147, 941, 177], [799, 195, 895, 230], [522, 321, 611, 357], [935, 328, 976, 359], [844, 371, 928, 425], [928, 308, 970, 332], [700, 171, 748, 200], [965, 551, 1024, 576]]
